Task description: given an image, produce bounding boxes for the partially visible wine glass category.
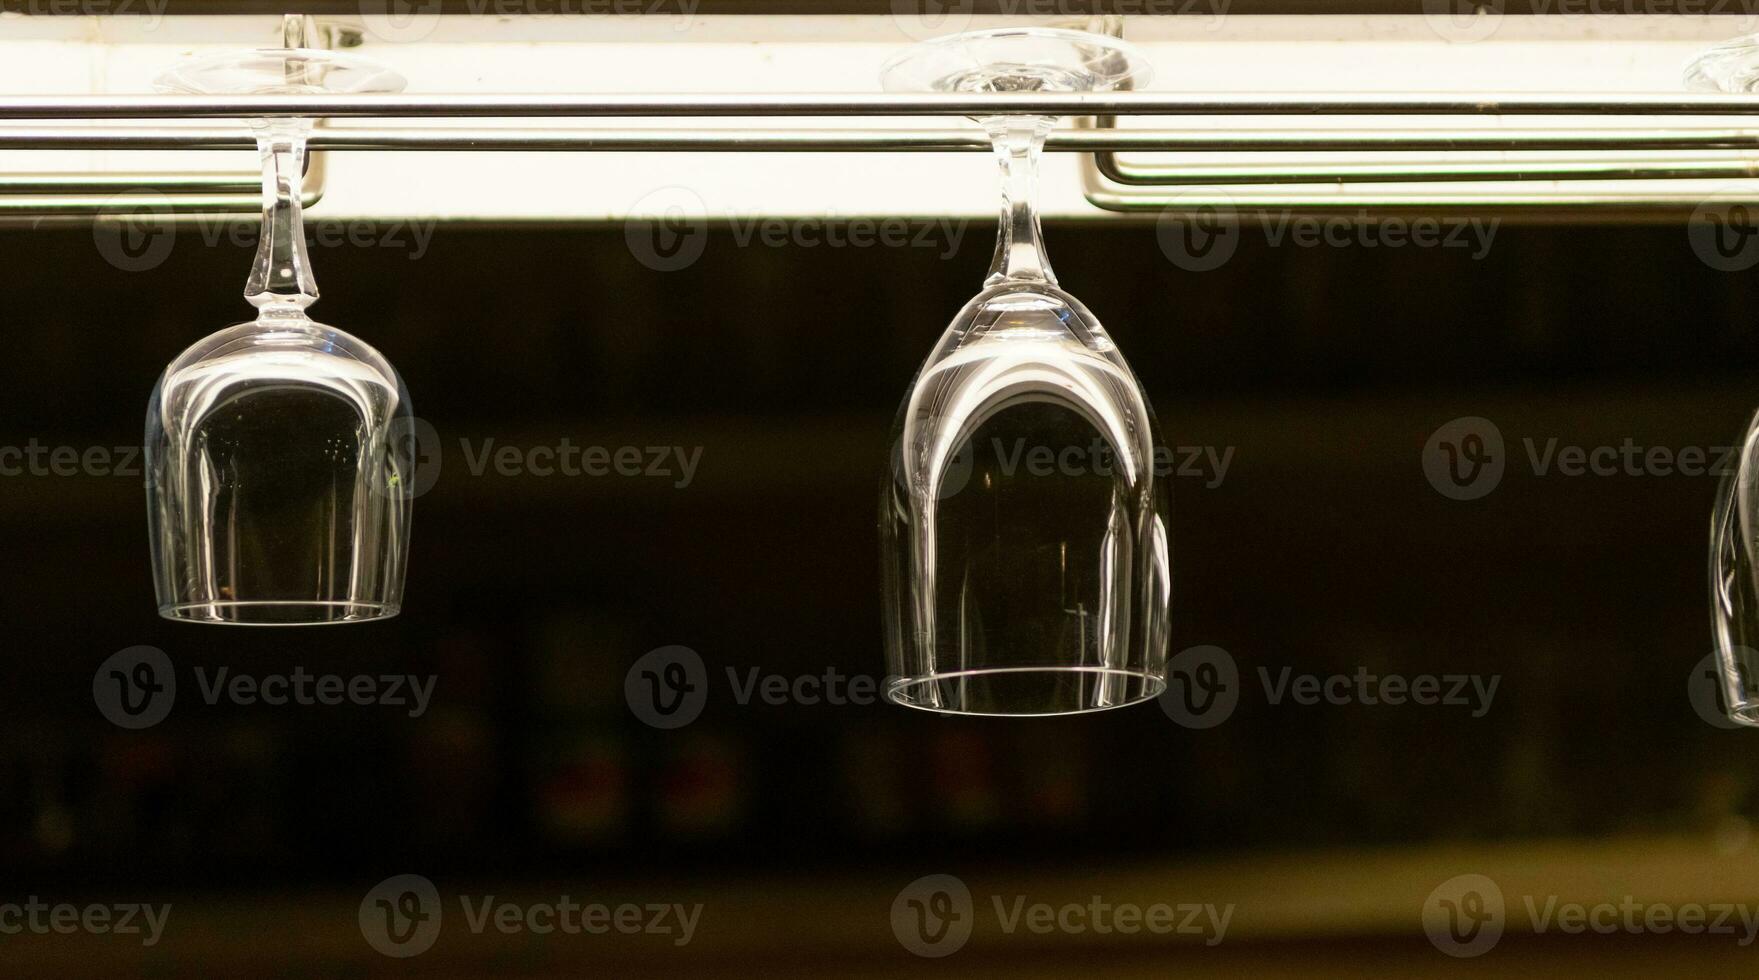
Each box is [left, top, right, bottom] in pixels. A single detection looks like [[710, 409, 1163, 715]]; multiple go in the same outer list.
[[1693, 40, 1759, 724], [145, 37, 415, 625], [1711, 411, 1759, 725], [879, 28, 1171, 715]]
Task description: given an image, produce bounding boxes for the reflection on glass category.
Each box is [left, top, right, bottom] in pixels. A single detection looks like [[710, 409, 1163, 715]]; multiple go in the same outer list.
[[145, 44, 414, 625], [1711, 410, 1759, 725], [879, 28, 1171, 715]]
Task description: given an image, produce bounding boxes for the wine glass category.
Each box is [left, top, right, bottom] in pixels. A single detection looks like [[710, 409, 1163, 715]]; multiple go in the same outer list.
[[1691, 39, 1759, 724], [1710, 411, 1759, 725], [144, 43, 415, 625], [878, 28, 1171, 715]]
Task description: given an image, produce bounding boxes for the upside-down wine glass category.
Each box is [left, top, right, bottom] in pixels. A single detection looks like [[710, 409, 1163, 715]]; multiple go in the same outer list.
[[878, 28, 1171, 715], [1711, 415, 1759, 726], [145, 39, 415, 625], [1691, 34, 1759, 723]]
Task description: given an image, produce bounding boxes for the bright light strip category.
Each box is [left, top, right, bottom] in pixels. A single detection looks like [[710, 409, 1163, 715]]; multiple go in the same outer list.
[[0, 13, 1754, 219]]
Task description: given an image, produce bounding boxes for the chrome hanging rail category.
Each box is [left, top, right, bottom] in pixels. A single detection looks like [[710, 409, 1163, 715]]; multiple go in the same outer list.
[[5, 13, 329, 215], [11, 92, 1759, 216], [11, 11, 1759, 216], [7, 91, 1759, 118], [5, 123, 1759, 154]]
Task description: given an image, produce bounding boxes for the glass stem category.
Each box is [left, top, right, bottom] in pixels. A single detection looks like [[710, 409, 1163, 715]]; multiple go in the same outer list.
[[982, 114, 1057, 287], [244, 118, 318, 316]]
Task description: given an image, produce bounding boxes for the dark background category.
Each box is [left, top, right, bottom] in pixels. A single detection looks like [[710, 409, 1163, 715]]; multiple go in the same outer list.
[[3, 213, 1758, 973]]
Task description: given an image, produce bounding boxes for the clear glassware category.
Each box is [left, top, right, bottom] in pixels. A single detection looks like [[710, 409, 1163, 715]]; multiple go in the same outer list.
[[878, 28, 1171, 715], [1684, 31, 1759, 93], [1693, 38, 1759, 724], [1710, 411, 1759, 725], [145, 43, 414, 625]]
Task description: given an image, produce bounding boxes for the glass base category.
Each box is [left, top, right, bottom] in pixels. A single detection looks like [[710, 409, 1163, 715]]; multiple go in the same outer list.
[[880, 27, 1152, 97], [156, 48, 406, 96], [160, 601, 400, 626], [886, 667, 1166, 717], [1685, 33, 1759, 93]]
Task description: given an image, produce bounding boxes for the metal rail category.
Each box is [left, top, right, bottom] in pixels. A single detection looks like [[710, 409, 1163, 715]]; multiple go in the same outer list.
[[10, 92, 1759, 216], [6, 92, 1759, 119], [1080, 114, 1759, 214], [5, 12, 325, 215], [4, 123, 1759, 153]]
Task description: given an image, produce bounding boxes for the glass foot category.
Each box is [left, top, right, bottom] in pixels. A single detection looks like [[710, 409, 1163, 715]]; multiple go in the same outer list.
[[155, 48, 405, 96], [879, 26, 1151, 96], [1685, 33, 1759, 93], [887, 667, 1167, 717], [161, 601, 401, 627]]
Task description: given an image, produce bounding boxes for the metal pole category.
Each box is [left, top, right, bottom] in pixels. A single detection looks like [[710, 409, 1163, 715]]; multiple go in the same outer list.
[[5, 92, 1759, 119]]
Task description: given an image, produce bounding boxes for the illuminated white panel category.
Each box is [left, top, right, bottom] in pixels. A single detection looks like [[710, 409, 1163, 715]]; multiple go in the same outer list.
[[0, 13, 1751, 219]]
